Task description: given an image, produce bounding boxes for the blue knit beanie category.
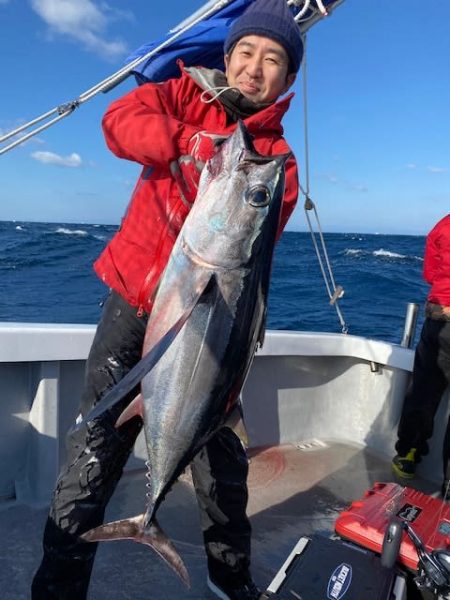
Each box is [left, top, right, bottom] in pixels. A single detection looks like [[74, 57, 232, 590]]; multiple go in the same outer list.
[[224, 0, 303, 73]]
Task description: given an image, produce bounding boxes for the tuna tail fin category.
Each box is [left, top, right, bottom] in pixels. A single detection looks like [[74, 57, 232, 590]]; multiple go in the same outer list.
[[81, 514, 190, 588]]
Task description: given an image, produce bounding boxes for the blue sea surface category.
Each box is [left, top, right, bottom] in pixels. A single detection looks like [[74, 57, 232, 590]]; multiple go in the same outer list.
[[0, 221, 428, 345]]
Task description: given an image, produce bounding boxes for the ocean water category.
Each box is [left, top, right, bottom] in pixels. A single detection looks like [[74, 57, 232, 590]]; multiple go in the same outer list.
[[0, 220, 428, 345]]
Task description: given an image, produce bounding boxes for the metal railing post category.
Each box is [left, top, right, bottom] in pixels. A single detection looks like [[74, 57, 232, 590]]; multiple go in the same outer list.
[[400, 302, 419, 348]]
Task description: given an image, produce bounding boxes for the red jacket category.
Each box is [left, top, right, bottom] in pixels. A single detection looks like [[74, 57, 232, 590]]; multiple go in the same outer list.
[[424, 214, 450, 305], [95, 65, 299, 314]]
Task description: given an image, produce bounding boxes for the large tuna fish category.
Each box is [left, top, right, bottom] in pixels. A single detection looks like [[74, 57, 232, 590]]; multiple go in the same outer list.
[[81, 121, 289, 586]]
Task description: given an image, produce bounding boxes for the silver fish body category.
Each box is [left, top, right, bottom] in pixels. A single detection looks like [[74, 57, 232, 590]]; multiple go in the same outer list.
[[81, 121, 289, 586]]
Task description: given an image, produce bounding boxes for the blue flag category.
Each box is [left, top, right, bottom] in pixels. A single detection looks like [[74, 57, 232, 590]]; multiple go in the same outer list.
[[127, 0, 340, 84]]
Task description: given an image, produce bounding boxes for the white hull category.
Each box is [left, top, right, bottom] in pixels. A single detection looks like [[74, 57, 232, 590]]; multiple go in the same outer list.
[[2, 322, 448, 507]]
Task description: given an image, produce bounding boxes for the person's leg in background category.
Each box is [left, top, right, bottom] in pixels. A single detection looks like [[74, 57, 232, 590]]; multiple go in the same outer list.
[[394, 320, 450, 480], [435, 321, 450, 495]]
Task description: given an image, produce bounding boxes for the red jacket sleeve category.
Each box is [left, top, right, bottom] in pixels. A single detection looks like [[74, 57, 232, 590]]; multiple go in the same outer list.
[[423, 224, 440, 285], [102, 76, 200, 167], [423, 215, 450, 304]]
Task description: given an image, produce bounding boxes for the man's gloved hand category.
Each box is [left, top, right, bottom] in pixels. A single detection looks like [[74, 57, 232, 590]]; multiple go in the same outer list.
[[170, 132, 228, 207], [188, 131, 228, 166]]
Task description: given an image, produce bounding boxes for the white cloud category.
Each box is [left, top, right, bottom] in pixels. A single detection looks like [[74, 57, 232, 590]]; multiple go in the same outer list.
[[31, 150, 82, 167], [319, 173, 339, 184], [316, 172, 367, 193], [30, 0, 130, 60], [1, 120, 46, 150], [427, 165, 450, 174], [405, 163, 449, 173]]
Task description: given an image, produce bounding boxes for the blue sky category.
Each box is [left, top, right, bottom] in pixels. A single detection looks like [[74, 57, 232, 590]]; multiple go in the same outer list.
[[1, 0, 449, 235]]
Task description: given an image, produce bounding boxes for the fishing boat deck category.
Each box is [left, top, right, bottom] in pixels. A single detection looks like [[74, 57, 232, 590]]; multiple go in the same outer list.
[[1, 440, 438, 599]]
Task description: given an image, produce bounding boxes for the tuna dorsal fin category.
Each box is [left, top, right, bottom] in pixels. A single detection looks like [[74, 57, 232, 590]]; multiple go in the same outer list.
[[234, 118, 255, 151], [115, 393, 144, 428], [81, 515, 190, 588]]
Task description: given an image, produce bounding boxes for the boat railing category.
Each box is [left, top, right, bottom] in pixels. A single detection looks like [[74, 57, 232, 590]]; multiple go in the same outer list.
[[0, 322, 416, 508]]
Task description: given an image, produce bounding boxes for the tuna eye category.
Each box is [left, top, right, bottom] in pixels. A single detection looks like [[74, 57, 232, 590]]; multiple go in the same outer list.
[[246, 185, 270, 207]]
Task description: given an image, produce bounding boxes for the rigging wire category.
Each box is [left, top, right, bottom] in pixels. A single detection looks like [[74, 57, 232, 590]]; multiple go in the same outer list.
[[0, 0, 342, 157], [0, 0, 234, 156], [299, 34, 349, 334], [289, 0, 328, 21]]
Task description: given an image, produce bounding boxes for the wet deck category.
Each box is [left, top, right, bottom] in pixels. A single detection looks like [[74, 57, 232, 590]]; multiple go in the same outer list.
[[0, 441, 439, 599]]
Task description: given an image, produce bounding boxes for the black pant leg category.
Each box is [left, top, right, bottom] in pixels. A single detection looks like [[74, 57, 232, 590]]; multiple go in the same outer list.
[[32, 291, 147, 599], [396, 319, 450, 460], [435, 322, 450, 480], [190, 427, 251, 586]]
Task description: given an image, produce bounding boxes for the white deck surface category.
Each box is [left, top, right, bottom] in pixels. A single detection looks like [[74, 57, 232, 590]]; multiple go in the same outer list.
[[0, 441, 437, 599]]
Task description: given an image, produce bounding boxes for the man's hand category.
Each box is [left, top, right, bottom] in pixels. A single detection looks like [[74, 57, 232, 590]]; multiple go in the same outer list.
[[170, 131, 228, 207], [170, 155, 203, 208], [188, 131, 228, 165]]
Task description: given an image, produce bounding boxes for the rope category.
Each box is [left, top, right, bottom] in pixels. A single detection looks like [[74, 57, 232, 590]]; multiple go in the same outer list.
[[299, 34, 349, 334]]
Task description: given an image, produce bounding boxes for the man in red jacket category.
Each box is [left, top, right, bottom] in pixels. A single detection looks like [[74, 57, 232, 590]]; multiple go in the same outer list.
[[392, 214, 450, 496], [32, 1, 302, 598]]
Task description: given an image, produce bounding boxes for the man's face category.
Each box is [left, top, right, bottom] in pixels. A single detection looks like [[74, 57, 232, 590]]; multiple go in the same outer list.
[[225, 35, 296, 104]]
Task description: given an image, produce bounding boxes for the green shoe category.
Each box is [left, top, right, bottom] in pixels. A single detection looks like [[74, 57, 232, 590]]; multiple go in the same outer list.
[[392, 448, 417, 479]]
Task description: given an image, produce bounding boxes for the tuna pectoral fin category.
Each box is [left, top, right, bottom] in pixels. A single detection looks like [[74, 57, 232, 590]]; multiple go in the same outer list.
[[79, 304, 195, 427], [115, 393, 144, 428], [81, 515, 190, 588]]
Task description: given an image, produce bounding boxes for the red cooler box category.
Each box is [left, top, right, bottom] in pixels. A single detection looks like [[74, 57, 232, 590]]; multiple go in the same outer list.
[[335, 482, 450, 570]]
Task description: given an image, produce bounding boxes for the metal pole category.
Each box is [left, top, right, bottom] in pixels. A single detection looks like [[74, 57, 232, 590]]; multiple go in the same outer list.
[[400, 302, 419, 348]]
